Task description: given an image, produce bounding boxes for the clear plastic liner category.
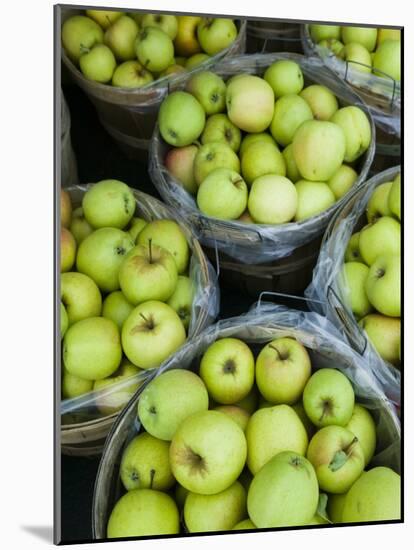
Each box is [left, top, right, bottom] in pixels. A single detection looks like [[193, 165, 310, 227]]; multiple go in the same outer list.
[[149, 53, 375, 264], [60, 184, 220, 423], [305, 166, 401, 405], [92, 303, 400, 538]]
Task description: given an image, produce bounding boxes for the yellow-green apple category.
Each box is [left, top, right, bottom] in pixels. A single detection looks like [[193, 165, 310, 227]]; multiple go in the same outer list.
[[241, 142, 286, 185], [61, 271, 102, 325], [118, 243, 178, 305], [247, 451, 319, 528], [377, 28, 401, 45], [234, 386, 259, 414], [341, 26, 378, 51], [264, 60, 304, 98], [86, 10, 123, 30], [120, 432, 175, 491], [102, 291, 134, 329], [141, 14, 178, 39], [186, 71, 227, 115], [82, 180, 135, 229], [201, 114, 242, 152], [319, 38, 344, 55], [174, 16, 202, 57], [199, 338, 255, 404], [292, 120, 346, 181], [366, 181, 393, 222], [246, 405, 308, 474], [60, 189, 72, 228], [76, 228, 134, 292], [93, 361, 143, 416], [213, 406, 250, 432], [137, 219, 190, 274], [345, 404, 377, 465], [248, 174, 297, 224], [358, 216, 401, 265], [226, 75, 275, 133], [232, 519, 256, 530], [294, 180, 336, 221], [175, 484, 189, 509], [170, 410, 247, 494], [138, 369, 208, 440], [79, 44, 116, 83], [341, 467, 401, 522], [292, 401, 316, 439], [365, 254, 401, 317], [388, 174, 401, 220], [104, 15, 138, 61], [107, 489, 179, 538], [303, 368, 355, 427], [61, 15, 103, 63], [122, 301, 186, 369], [310, 25, 341, 43], [345, 232, 363, 262], [197, 168, 248, 220], [283, 144, 301, 183], [197, 18, 238, 55], [69, 207, 93, 244], [339, 43, 372, 73], [128, 217, 147, 243], [359, 313, 400, 365], [300, 85, 338, 121], [159, 63, 187, 77], [167, 275, 194, 330], [327, 493, 347, 523], [340, 262, 373, 318], [327, 164, 358, 199], [239, 132, 277, 158], [184, 481, 246, 533], [63, 317, 122, 380], [61, 368, 93, 399], [61, 227, 76, 272], [194, 142, 240, 186], [61, 302, 68, 338], [165, 145, 198, 195], [112, 60, 154, 88], [330, 106, 371, 162], [270, 94, 314, 147], [158, 91, 205, 147], [135, 27, 174, 72], [307, 426, 365, 493], [185, 53, 210, 69], [255, 338, 312, 404]]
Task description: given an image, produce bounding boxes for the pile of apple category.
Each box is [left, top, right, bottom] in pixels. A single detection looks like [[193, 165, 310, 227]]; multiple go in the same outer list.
[[106, 336, 400, 538], [60, 180, 196, 414], [62, 10, 239, 87], [309, 25, 401, 82], [341, 172, 401, 367], [159, 59, 372, 224]]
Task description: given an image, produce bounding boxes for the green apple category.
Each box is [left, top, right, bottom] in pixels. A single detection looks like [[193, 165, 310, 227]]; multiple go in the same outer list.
[[159, 91, 206, 147], [170, 410, 247, 494], [213, 406, 250, 432], [358, 216, 401, 265], [159, 63, 187, 77], [137, 219, 190, 274], [307, 426, 365, 493], [102, 291, 134, 329], [197, 168, 248, 220], [310, 25, 341, 43], [365, 254, 401, 317], [377, 28, 401, 45], [232, 519, 256, 530], [341, 467, 401, 522], [359, 313, 401, 366], [197, 18, 238, 55], [184, 481, 246, 532], [174, 15, 203, 57], [76, 228, 134, 292], [248, 175, 297, 224], [292, 120, 346, 181], [122, 301, 186, 369], [328, 164, 358, 199], [234, 386, 259, 414], [226, 75, 275, 133], [345, 404, 377, 465], [388, 174, 401, 220], [63, 317, 122, 380], [141, 14, 178, 39], [60, 189, 72, 228], [86, 10, 123, 30], [165, 145, 198, 195], [107, 489, 179, 537], [366, 181, 393, 222], [341, 262, 373, 318], [345, 232, 363, 262], [93, 361, 143, 416], [283, 144, 301, 183], [292, 402, 316, 439], [61, 15, 103, 63], [339, 43, 372, 74], [138, 369, 208, 440], [61, 302, 68, 338], [327, 493, 347, 523], [239, 132, 277, 158], [241, 142, 286, 186], [294, 180, 336, 221], [104, 15, 138, 61], [167, 276, 194, 330], [341, 26, 378, 52], [247, 451, 319, 528], [300, 85, 338, 121], [264, 60, 304, 98], [186, 71, 226, 115], [194, 142, 240, 186], [61, 271, 102, 325], [270, 94, 314, 147], [61, 227, 76, 273], [112, 60, 154, 88], [246, 404, 308, 474], [255, 337, 312, 405], [319, 38, 344, 55], [199, 338, 255, 404], [79, 44, 116, 83], [62, 368, 93, 399], [135, 26, 174, 72], [82, 180, 135, 229], [128, 217, 147, 243], [120, 432, 175, 491], [331, 106, 371, 163], [303, 368, 355, 427], [185, 53, 211, 70], [69, 207, 93, 244], [201, 114, 241, 152]]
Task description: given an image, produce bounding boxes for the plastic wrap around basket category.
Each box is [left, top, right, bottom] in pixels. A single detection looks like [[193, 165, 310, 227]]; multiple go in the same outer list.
[[305, 166, 401, 406], [150, 52, 375, 265], [92, 304, 400, 539], [60, 184, 220, 456]]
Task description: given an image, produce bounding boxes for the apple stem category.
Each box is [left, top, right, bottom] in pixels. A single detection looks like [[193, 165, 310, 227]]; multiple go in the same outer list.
[[150, 469, 155, 489], [344, 436, 359, 456], [268, 344, 285, 361], [139, 313, 149, 323]]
